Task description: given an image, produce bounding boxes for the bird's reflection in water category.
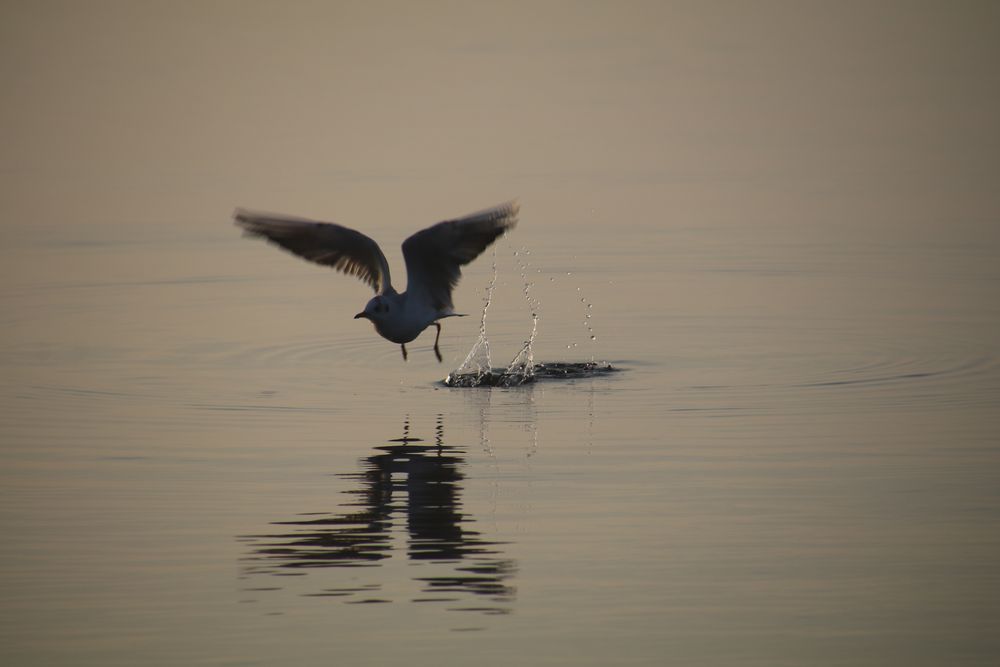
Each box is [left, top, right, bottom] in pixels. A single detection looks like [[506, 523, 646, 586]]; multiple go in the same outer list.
[[240, 415, 516, 615]]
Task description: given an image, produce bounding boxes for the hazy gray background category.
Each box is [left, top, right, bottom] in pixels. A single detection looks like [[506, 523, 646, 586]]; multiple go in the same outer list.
[[4, 1, 998, 239]]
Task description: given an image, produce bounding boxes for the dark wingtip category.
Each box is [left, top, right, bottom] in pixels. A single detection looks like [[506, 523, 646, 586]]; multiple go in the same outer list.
[[501, 199, 520, 232], [232, 207, 255, 231]]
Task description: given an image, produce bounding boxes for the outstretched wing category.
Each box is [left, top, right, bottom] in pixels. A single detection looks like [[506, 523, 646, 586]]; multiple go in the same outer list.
[[234, 208, 392, 294], [401, 200, 519, 312]]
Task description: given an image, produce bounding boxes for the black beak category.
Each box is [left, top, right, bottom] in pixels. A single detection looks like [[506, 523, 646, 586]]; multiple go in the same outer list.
[[354, 311, 367, 320]]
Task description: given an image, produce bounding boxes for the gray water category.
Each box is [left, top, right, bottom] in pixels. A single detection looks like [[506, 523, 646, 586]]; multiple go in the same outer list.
[[2, 3, 1000, 666]]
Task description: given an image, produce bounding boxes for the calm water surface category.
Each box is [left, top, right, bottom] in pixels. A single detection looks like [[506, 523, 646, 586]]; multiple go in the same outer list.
[[2, 219, 998, 666], [3, 2, 1000, 666]]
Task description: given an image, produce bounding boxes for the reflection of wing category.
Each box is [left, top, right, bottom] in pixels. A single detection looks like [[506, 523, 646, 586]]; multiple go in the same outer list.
[[239, 439, 516, 610], [234, 209, 392, 294], [402, 200, 519, 311]]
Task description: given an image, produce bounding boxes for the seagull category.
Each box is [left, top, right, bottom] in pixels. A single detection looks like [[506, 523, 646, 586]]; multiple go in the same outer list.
[[234, 200, 519, 362]]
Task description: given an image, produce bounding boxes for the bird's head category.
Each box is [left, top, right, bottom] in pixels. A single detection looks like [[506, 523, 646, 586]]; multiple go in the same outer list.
[[354, 295, 391, 323]]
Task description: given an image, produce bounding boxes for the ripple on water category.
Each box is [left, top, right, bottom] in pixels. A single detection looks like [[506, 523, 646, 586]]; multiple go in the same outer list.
[[683, 331, 999, 415], [213, 334, 387, 368], [792, 350, 998, 413]]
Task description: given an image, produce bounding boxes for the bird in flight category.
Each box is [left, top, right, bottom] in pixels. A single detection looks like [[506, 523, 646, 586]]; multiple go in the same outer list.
[[234, 200, 519, 362]]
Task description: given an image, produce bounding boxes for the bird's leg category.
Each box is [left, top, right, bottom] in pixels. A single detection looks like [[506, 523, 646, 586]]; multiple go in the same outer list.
[[433, 323, 443, 363], [400, 344, 408, 361]]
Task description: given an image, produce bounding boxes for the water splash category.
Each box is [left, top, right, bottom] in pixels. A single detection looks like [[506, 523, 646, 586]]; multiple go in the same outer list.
[[444, 360, 618, 387], [503, 315, 537, 383], [448, 249, 498, 383], [504, 247, 541, 382], [445, 246, 537, 387], [564, 271, 598, 361], [580, 295, 597, 357], [444, 246, 616, 388]]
